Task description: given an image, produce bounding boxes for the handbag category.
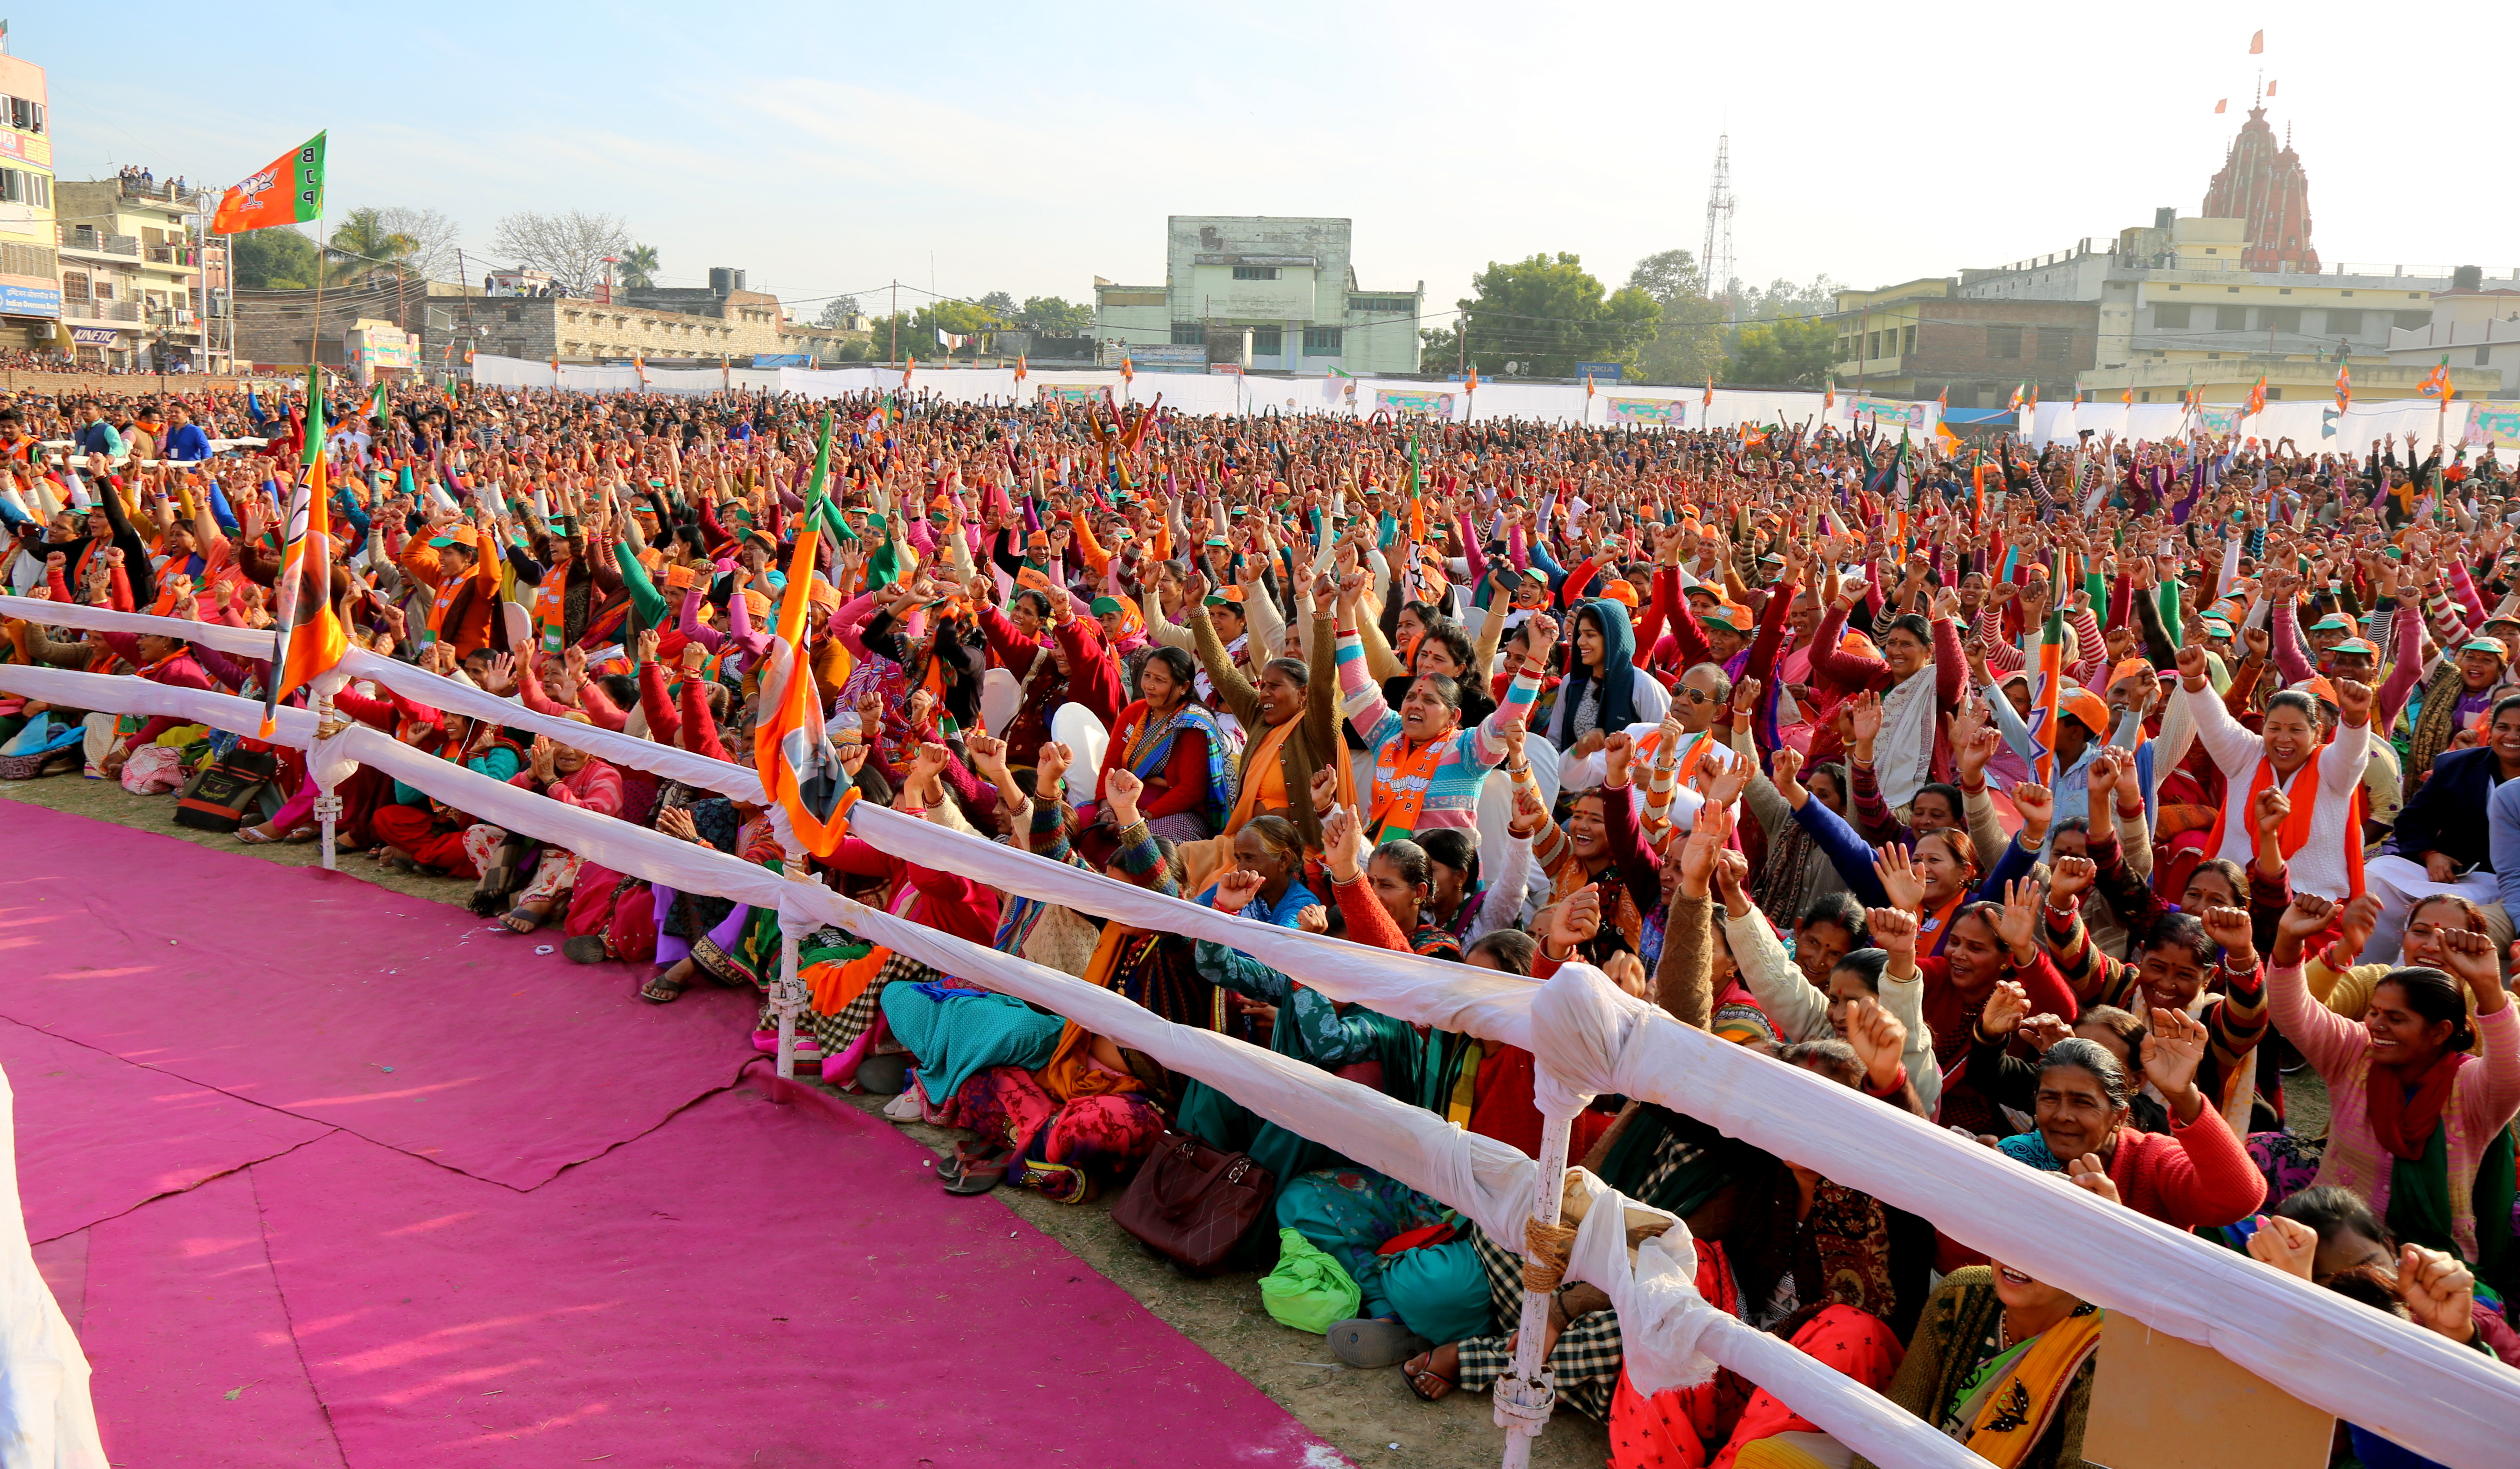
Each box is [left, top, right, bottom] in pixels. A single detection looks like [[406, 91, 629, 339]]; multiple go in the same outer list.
[[1111, 1129, 1273, 1275], [173, 745, 279, 832]]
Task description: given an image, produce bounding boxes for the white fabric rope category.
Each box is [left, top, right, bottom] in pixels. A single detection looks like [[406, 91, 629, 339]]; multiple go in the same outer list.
[[7, 661, 2519, 1469], [0, 594, 284, 659]]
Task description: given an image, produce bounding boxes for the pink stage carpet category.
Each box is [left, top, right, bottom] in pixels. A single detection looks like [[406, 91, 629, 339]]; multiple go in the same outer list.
[[4, 807, 1345, 1468]]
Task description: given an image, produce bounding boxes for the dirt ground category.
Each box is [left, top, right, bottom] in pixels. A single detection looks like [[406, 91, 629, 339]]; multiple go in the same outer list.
[[0, 776, 1610, 1469]]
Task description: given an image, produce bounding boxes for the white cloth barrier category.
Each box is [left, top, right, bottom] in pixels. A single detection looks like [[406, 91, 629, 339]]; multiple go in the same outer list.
[[0, 595, 283, 660], [7, 657, 2518, 1468], [466, 353, 1947, 431], [465, 355, 783, 396], [2024, 398, 2474, 454], [0, 1058, 108, 1469], [335, 648, 767, 806]]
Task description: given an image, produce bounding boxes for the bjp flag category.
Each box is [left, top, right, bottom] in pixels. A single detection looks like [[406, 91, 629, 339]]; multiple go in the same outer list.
[[755, 412, 860, 857], [262, 365, 348, 733], [212, 132, 326, 235]]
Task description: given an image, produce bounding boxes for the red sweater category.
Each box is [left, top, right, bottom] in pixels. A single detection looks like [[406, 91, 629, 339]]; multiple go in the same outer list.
[[2102, 1112, 2266, 1230]]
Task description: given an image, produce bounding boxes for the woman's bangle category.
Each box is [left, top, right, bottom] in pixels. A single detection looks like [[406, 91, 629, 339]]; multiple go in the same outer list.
[[897, 805, 926, 816]]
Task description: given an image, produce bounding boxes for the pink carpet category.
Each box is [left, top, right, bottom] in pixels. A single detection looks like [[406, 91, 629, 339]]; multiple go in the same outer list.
[[4, 804, 1346, 1467], [1, 1016, 332, 1243], [0, 803, 756, 1189]]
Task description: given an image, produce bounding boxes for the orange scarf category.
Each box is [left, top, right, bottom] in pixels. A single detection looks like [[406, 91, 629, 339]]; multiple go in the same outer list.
[[1370, 730, 1455, 842], [2206, 753, 2365, 899]]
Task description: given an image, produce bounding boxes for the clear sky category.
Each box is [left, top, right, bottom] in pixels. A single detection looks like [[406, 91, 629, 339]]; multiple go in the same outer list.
[[29, 1, 2517, 318]]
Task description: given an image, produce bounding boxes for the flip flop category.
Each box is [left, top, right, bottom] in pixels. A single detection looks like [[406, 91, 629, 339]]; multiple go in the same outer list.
[[1329, 1318, 1432, 1370], [235, 826, 279, 845], [500, 906, 547, 935], [637, 972, 687, 1004], [1400, 1353, 1458, 1402], [943, 1146, 1013, 1195]]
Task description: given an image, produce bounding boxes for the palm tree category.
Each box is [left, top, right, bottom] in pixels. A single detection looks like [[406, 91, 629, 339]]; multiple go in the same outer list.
[[619, 243, 660, 290], [325, 208, 420, 286]]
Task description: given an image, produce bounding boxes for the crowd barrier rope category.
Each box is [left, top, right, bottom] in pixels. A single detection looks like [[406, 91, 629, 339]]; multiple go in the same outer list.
[[2, 631, 2516, 1468]]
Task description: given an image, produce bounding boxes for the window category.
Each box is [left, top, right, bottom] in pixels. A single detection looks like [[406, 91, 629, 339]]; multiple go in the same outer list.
[[1866, 331, 1880, 357], [1231, 265, 1280, 281], [2037, 327, 2073, 361], [2266, 387, 2282, 400], [1303, 325, 1343, 355], [2227, 285, 2241, 293], [2139, 390, 2152, 403], [1987, 325, 2022, 359], [1248, 326, 1283, 355], [2166, 284, 2181, 291], [2153, 303, 2191, 329], [2482, 345, 2495, 367], [2279, 286, 2293, 295], [2393, 311, 2431, 330], [1170, 322, 1204, 346], [61, 270, 86, 302], [2259, 307, 2300, 333], [1902, 325, 1916, 354], [1349, 297, 1412, 315], [2216, 305, 2247, 330], [2326, 310, 2366, 336], [2341, 290, 2355, 297]]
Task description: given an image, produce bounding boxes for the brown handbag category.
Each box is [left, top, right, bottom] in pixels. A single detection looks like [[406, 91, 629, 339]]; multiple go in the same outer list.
[[1111, 1129, 1273, 1275]]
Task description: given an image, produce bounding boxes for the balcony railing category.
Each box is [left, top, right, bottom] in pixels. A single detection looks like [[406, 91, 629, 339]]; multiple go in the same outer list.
[[144, 245, 197, 267], [116, 177, 199, 205], [59, 227, 139, 257], [61, 300, 140, 323]]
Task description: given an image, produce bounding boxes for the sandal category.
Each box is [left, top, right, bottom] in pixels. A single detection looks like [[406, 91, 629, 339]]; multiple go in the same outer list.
[[944, 1146, 1013, 1195], [637, 971, 688, 1004], [1400, 1352, 1458, 1402], [236, 825, 280, 845], [500, 904, 550, 935], [280, 824, 318, 843]]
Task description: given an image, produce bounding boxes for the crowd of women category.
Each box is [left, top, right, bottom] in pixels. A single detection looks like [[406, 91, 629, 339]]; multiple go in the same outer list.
[[3, 375, 2516, 1469]]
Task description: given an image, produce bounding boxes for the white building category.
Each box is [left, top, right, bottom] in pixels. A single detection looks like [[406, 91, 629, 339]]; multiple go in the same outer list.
[[1094, 216, 1422, 375], [2387, 285, 2520, 397]]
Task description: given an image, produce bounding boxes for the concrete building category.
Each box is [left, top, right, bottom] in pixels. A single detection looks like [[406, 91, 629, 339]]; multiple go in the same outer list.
[[1948, 105, 2509, 406], [56, 177, 214, 372], [2387, 280, 2520, 396], [0, 50, 57, 354], [1822, 277, 2099, 407], [417, 280, 850, 374], [1094, 216, 1423, 375]]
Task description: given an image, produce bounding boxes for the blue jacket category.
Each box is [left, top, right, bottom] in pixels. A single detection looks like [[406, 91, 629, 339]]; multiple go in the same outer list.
[[2398, 746, 2504, 873]]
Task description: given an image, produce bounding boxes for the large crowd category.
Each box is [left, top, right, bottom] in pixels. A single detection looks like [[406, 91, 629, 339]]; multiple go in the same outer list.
[[2, 378, 2516, 1469]]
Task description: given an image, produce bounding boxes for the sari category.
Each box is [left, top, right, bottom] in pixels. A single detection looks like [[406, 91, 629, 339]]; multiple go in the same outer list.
[[1110, 698, 1236, 836]]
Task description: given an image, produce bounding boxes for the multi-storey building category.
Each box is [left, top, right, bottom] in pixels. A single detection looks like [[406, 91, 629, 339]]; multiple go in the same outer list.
[[56, 177, 213, 372], [1094, 216, 1423, 375], [0, 50, 57, 354]]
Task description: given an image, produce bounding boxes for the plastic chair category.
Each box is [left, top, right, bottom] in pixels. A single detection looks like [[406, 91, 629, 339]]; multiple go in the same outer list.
[[1049, 703, 1108, 793], [979, 667, 1019, 736]]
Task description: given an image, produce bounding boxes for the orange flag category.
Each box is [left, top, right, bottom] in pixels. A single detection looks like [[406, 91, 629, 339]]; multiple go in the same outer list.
[[211, 132, 325, 235]]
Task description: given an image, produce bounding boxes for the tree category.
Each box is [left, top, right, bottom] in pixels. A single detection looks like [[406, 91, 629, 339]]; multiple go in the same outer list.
[[1451, 254, 1660, 380], [489, 209, 632, 297], [1723, 317, 1838, 386], [814, 296, 862, 329], [371, 206, 460, 282], [1624, 248, 1728, 386], [1626, 248, 1705, 306], [618, 243, 660, 290], [975, 291, 1018, 324], [324, 208, 419, 285], [1739, 274, 1843, 323], [1018, 296, 1091, 335], [230, 226, 319, 290]]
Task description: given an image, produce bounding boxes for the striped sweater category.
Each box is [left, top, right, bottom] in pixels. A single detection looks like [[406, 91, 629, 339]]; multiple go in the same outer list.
[[1337, 628, 1543, 838]]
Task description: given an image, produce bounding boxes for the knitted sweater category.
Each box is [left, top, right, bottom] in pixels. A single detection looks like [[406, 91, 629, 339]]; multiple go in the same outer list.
[[2269, 962, 2520, 1261], [1336, 627, 1541, 837], [2098, 1112, 2266, 1230]]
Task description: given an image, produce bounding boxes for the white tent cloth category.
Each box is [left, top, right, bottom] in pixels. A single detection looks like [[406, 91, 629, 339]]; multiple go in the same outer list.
[[2023, 398, 2475, 454], [6, 657, 2519, 1468], [0, 1060, 108, 1469]]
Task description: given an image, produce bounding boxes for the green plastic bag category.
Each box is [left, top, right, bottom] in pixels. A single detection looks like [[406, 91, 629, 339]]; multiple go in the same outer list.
[[1258, 1227, 1362, 1335]]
